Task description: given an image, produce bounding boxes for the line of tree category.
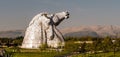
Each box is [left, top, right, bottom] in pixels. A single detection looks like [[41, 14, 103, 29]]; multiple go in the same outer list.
[[64, 36, 120, 57], [1, 36, 120, 57], [0, 36, 23, 47]]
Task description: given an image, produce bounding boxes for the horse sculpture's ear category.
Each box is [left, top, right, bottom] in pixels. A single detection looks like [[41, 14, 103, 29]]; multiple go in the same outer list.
[[42, 13, 50, 19], [41, 13, 46, 16]]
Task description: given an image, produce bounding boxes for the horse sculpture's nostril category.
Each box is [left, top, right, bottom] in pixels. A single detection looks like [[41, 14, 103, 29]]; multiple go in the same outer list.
[[66, 11, 69, 15], [67, 13, 69, 16], [66, 15, 69, 19]]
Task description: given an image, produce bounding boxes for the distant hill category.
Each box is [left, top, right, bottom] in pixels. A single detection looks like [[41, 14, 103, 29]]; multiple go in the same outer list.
[[64, 31, 99, 37], [61, 25, 120, 37], [0, 30, 24, 38], [0, 25, 120, 38]]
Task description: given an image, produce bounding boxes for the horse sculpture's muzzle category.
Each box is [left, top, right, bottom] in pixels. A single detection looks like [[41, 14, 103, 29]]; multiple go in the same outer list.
[[66, 11, 70, 19]]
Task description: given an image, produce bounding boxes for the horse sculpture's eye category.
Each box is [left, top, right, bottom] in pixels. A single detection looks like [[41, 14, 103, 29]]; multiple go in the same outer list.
[[45, 19, 51, 25]]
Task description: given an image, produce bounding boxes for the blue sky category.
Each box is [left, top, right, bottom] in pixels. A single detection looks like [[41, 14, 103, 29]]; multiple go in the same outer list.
[[0, 0, 120, 31]]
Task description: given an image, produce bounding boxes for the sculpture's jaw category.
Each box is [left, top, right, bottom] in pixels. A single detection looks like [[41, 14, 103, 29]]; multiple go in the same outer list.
[[64, 16, 69, 19], [65, 11, 69, 19]]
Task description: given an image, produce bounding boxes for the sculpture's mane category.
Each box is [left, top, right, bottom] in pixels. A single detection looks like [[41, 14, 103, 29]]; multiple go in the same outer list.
[[29, 12, 48, 26], [29, 11, 69, 26]]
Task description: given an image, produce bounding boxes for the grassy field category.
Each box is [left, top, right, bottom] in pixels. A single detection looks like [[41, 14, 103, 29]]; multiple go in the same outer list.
[[7, 51, 120, 57], [4, 48, 69, 57], [12, 52, 62, 57], [72, 52, 120, 57], [3, 47, 120, 57]]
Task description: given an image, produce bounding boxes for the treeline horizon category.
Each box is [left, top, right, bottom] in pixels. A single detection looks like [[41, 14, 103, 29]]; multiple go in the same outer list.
[[0, 36, 120, 57], [0, 36, 120, 47]]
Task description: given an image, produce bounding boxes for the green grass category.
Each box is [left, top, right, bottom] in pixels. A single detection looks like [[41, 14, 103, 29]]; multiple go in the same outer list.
[[72, 52, 120, 57], [11, 51, 120, 57], [12, 52, 59, 57], [4, 48, 69, 57], [3, 47, 120, 57], [11, 51, 69, 57]]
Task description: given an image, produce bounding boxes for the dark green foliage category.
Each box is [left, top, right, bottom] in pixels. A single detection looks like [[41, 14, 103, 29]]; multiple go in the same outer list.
[[13, 36, 23, 46], [39, 44, 48, 51], [102, 36, 113, 52], [92, 38, 102, 53], [0, 36, 23, 47], [79, 42, 86, 53], [1, 36, 120, 57], [114, 38, 120, 51], [64, 41, 80, 52]]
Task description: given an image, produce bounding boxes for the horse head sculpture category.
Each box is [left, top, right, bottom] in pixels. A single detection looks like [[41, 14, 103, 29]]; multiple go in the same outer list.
[[21, 11, 70, 48]]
